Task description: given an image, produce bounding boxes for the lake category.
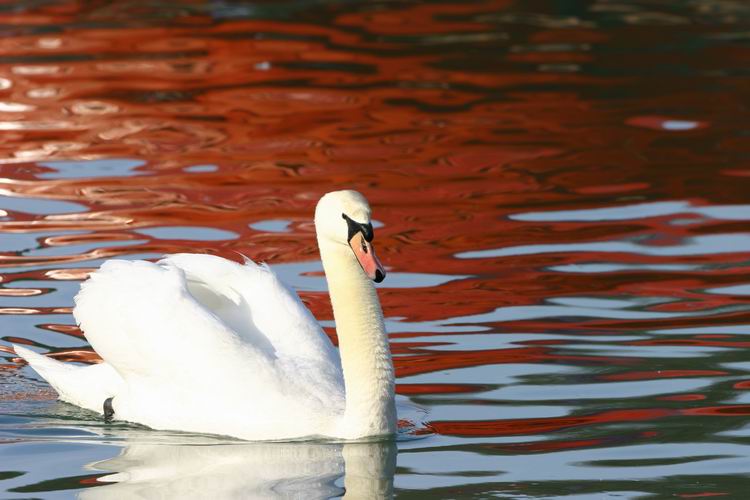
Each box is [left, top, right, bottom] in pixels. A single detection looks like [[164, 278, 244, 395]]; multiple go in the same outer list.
[[2, 0, 750, 498]]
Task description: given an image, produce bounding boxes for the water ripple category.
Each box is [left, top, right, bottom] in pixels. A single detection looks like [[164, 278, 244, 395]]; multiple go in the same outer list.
[[1, 0, 750, 498]]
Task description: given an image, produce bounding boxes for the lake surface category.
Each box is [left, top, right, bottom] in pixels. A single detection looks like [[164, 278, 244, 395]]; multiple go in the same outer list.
[[1, 0, 750, 498]]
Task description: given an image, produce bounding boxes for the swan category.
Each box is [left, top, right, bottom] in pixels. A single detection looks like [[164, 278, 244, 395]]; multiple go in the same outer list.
[[13, 190, 396, 441]]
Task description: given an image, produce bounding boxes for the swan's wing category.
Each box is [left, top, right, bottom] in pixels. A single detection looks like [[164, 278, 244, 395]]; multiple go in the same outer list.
[[74, 255, 343, 410], [73, 259, 270, 386], [160, 253, 341, 372], [162, 254, 344, 420]]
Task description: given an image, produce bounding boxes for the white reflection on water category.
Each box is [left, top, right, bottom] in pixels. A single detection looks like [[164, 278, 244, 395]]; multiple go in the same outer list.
[[183, 164, 218, 173], [0, 230, 86, 253], [511, 200, 750, 222], [79, 438, 396, 500], [398, 332, 645, 353], [457, 234, 750, 259], [0, 279, 80, 307], [489, 377, 724, 401], [558, 344, 731, 358], [705, 284, 750, 296], [0, 194, 87, 215], [0, 253, 163, 274], [37, 159, 146, 179], [135, 226, 238, 241], [399, 362, 580, 386], [249, 219, 292, 233], [549, 262, 705, 273], [661, 120, 701, 130], [396, 443, 750, 487], [650, 324, 750, 335], [27, 239, 148, 257]]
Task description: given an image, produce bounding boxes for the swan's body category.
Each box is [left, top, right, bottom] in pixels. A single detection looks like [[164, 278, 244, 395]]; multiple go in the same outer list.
[[14, 190, 396, 440]]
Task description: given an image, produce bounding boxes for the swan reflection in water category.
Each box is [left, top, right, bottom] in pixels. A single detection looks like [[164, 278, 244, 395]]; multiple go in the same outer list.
[[80, 436, 397, 499]]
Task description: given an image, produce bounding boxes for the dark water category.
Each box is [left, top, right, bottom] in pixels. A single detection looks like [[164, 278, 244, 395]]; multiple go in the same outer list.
[[1, 0, 750, 498]]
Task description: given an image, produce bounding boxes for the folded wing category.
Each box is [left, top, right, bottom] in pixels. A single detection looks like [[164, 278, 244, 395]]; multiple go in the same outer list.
[[73, 255, 343, 415]]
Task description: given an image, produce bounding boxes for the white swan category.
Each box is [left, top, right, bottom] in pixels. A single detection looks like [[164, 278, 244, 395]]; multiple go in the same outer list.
[[13, 190, 396, 440]]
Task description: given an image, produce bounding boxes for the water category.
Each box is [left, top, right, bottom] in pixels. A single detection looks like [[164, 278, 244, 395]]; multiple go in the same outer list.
[[1, 0, 750, 497]]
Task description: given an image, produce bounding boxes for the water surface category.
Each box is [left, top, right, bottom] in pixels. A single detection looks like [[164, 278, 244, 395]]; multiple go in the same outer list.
[[2, 0, 750, 498]]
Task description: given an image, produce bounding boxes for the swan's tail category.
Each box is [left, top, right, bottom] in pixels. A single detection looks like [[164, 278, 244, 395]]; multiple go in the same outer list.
[[13, 344, 123, 415]]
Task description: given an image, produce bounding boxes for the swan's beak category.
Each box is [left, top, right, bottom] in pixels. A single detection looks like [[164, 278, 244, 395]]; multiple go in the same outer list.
[[350, 232, 386, 283]]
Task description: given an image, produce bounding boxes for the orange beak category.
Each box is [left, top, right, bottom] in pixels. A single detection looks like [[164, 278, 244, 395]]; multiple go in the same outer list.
[[349, 232, 386, 282]]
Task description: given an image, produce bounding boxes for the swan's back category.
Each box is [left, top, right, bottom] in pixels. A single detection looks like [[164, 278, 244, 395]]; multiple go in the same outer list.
[[72, 254, 345, 440]]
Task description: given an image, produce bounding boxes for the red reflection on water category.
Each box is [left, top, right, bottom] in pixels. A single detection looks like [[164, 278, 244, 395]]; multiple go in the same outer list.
[[681, 405, 750, 417], [396, 384, 480, 395], [658, 394, 707, 402], [430, 403, 750, 439], [427, 408, 677, 437], [394, 346, 627, 378]]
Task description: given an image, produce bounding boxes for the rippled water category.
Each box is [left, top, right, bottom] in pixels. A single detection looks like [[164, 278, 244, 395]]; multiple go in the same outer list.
[[2, 0, 750, 498]]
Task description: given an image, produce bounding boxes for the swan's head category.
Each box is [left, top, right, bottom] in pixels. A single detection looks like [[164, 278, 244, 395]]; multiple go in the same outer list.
[[315, 190, 386, 283]]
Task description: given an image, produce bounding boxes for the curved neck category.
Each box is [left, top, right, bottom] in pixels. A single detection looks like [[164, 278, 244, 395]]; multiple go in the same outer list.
[[318, 238, 396, 438]]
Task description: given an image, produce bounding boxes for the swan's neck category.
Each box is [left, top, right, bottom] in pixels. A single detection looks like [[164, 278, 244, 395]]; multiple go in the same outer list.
[[319, 239, 396, 438]]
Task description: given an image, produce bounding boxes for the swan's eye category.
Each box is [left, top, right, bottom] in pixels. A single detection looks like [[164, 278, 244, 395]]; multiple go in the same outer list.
[[361, 223, 374, 242]]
